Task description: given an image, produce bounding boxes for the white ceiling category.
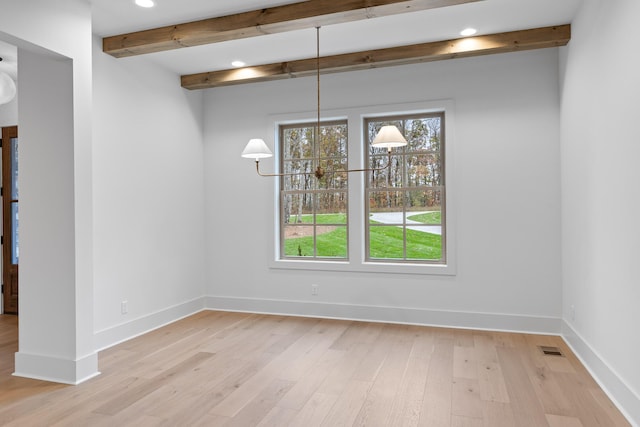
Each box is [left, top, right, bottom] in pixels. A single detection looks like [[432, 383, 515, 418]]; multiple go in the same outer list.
[[90, 0, 583, 77]]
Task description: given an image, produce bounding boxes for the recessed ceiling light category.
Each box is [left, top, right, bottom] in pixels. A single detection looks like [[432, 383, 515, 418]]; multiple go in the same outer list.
[[460, 28, 477, 37], [135, 0, 155, 8], [231, 60, 246, 67]]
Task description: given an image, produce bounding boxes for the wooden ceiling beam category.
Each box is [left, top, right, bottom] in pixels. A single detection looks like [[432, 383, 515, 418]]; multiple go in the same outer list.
[[103, 0, 483, 58], [181, 25, 571, 90]]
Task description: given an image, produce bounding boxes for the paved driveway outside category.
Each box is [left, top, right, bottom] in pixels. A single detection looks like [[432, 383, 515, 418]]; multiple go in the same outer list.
[[369, 211, 442, 235]]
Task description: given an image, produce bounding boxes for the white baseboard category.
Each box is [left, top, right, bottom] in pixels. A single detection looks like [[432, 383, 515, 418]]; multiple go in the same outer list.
[[93, 296, 560, 354], [204, 295, 562, 335], [13, 350, 99, 385], [562, 320, 639, 427], [93, 297, 206, 351]]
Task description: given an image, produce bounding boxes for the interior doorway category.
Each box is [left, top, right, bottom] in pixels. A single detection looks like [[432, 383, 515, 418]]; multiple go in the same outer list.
[[1, 125, 18, 315]]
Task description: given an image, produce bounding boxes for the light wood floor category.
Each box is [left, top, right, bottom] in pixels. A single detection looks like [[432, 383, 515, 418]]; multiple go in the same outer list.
[[0, 311, 630, 426]]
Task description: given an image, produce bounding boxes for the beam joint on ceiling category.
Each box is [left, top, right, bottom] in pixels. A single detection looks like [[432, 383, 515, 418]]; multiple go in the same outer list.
[[103, 0, 484, 58], [180, 25, 571, 90]]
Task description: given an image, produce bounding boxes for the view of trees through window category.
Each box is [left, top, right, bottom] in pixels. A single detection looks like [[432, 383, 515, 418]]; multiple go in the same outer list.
[[280, 121, 348, 259], [366, 113, 445, 262], [279, 111, 445, 264]]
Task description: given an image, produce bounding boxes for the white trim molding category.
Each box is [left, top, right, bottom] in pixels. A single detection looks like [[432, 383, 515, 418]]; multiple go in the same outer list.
[[93, 297, 206, 351], [13, 351, 100, 385], [205, 295, 561, 335], [562, 320, 640, 426]]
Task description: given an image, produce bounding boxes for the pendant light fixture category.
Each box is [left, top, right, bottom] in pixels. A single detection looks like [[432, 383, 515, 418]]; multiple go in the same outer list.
[[241, 27, 407, 177], [0, 57, 17, 106]]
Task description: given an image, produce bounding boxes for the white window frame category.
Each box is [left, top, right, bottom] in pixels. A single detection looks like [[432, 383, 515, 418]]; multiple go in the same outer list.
[[266, 100, 456, 276], [364, 112, 446, 264], [278, 119, 349, 261]]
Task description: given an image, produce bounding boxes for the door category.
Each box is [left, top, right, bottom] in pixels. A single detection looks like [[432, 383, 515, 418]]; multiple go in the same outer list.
[[2, 126, 18, 314]]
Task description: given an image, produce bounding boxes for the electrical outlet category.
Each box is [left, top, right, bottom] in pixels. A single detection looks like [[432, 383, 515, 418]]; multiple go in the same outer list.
[[121, 300, 128, 315], [311, 284, 318, 296]]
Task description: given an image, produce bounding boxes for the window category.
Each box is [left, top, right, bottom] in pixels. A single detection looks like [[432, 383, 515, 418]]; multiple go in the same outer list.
[[365, 113, 445, 264], [273, 101, 452, 274], [280, 120, 348, 259]]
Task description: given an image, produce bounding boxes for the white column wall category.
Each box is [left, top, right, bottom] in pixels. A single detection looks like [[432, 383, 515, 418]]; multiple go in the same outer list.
[[203, 48, 563, 332], [0, 0, 96, 383], [560, 0, 640, 423]]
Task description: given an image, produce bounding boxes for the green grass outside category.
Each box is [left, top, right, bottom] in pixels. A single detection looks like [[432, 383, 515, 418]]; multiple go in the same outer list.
[[292, 213, 347, 224], [368, 226, 441, 259], [284, 226, 347, 258], [284, 213, 441, 260], [406, 211, 441, 224]]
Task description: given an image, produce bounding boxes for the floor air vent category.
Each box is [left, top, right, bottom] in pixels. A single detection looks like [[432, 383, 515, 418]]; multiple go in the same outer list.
[[539, 346, 564, 357]]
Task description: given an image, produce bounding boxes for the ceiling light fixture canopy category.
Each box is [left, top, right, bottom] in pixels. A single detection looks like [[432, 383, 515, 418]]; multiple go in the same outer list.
[[241, 27, 407, 178]]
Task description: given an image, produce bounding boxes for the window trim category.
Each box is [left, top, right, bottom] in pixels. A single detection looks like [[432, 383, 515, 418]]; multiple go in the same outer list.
[[364, 112, 446, 264], [278, 120, 350, 261], [266, 100, 456, 276]]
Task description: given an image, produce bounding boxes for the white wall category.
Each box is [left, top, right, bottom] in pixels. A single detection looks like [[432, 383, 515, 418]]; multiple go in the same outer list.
[[203, 48, 563, 332], [0, 0, 96, 384], [560, 0, 640, 423], [92, 38, 207, 349]]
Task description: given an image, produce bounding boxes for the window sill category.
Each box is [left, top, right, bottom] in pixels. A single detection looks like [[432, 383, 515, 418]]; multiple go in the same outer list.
[[269, 258, 456, 276]]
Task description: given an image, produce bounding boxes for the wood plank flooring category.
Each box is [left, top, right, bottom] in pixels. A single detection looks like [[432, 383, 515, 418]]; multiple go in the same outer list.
[[0, 311, 631, 426]]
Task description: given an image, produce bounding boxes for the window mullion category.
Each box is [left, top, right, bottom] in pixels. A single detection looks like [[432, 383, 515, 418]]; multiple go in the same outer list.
[[348, 113, 364, 264], [279, 120, 348, 260]]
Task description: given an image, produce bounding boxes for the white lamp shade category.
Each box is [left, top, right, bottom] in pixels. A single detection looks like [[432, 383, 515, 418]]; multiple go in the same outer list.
[[371, 125, 408, 149], [241, 138, 273, 159], [0, 72, 16, 105]]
